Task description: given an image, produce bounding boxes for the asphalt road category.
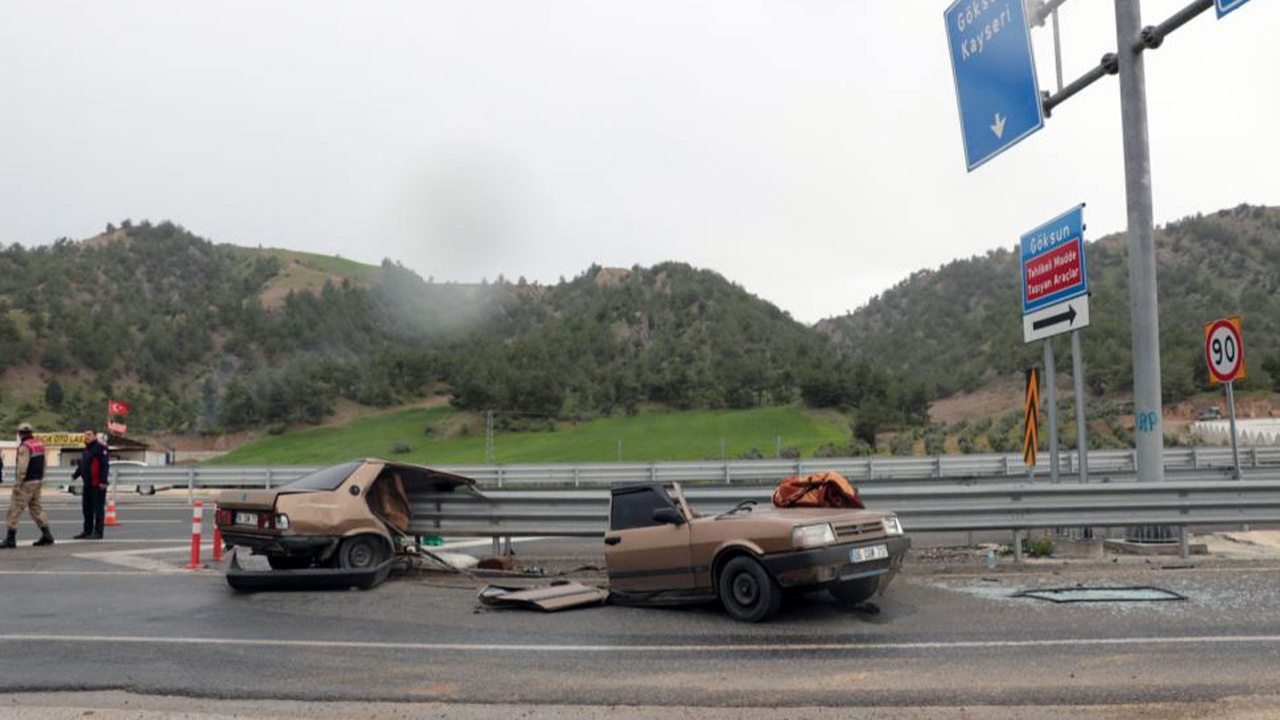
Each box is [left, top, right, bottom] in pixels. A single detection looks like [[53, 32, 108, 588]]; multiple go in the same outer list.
[[4, 493, 1280, 717]]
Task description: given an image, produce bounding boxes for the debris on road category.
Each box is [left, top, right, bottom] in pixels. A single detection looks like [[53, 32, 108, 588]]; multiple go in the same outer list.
[[477, 581, 609, 611], [1013, 586, 1186, 603]]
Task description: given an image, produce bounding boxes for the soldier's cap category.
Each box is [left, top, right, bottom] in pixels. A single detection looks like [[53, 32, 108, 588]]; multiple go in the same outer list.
[[16, 422, 34, 433]]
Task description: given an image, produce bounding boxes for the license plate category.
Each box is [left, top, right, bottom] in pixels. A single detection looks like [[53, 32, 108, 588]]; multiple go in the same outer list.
[[235, 512, 259, 526], [850, 544, 889, 563]]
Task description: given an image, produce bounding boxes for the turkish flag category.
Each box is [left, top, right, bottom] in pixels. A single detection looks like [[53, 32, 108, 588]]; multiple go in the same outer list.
[[108, 400, 131, 417]]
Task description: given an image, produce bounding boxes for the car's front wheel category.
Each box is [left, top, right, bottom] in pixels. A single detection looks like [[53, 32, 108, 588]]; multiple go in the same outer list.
[[338, 535, 389, 570], [718, 556, 782, 622], [829, 576, 879, 605]]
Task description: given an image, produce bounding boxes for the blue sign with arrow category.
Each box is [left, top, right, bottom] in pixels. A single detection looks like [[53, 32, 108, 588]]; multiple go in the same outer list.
[[944, 0, 1045, 171], [1215, 0, 1252, 17]]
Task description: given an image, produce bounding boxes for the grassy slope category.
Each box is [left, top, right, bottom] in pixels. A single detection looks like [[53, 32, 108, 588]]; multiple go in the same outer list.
[[209, 405, 849, 465]]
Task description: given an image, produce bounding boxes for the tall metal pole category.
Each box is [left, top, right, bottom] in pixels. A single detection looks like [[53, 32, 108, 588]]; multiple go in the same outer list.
[[1044, 341, 1060, 482], [1071, 329, 1089, 483], [1114, 0, 1165, 483], [1226, 381, 1242, 480]]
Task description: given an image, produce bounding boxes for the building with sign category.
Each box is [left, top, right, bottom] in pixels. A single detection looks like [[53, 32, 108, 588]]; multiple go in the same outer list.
[[0, 433, 166, 470]]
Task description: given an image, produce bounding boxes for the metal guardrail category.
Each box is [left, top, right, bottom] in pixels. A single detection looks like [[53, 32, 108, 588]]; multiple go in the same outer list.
[[55, 446, 1280, 491], [404, 479, 1280, 538]]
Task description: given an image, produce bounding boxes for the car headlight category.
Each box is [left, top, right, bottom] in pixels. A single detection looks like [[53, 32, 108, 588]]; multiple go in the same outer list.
[[882, 515, 904, 537], [792, 523, 836, 548], [275, 514, 291, 530]]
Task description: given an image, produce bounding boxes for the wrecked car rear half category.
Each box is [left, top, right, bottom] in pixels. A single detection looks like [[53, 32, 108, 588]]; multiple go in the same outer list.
[[216, 459, 476, 591]]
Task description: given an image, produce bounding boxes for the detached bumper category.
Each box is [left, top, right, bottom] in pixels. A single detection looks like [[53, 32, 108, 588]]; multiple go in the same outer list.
[[220, 530, 338, 557], [760, 536, 911, 589], [225, 551, 392, 592]]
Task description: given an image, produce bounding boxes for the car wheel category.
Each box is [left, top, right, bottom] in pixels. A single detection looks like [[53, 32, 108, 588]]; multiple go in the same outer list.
[[829, 576, 879, 605], [717, 556, 782, 623], [338, 535, 388, 570], [267, 555, 312, 571]]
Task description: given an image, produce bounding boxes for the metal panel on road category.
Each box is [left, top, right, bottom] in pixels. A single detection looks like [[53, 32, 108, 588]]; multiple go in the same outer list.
[[1023, 295, 1090, 343], [944, 0, 1044, 171]]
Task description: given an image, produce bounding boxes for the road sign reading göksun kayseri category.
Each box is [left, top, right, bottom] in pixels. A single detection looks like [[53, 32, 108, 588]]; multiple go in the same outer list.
[[944, 0, 1044, 171], [1216, 0, 1253, 18], [1021, 204, 1087, 314]]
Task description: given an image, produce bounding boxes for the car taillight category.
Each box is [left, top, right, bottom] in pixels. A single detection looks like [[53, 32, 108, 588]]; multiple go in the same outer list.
[[215, 509, 232, 525], [257, 512, 275, 530]]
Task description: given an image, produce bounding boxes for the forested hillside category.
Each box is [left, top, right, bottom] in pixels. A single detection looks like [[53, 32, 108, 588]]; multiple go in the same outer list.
[[818, 204, 1280, 403], [0, 221, 928, 442]]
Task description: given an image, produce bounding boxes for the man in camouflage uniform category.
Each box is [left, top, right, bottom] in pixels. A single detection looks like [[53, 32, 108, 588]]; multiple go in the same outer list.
[[2, 423, 54, 548]]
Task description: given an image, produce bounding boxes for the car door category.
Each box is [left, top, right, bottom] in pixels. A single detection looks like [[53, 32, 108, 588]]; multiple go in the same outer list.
[[604, 485, 695, 593]]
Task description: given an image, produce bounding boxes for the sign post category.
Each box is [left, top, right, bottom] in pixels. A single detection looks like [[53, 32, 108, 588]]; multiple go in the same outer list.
[[1205, 316, 1246, 479], [943, 0, 1045, 171], [1021, 205, 1090, 483], [1023, 367, 1041, 474]]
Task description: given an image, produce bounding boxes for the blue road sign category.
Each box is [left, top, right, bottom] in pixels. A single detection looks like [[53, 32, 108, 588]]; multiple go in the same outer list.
[[1216, 0, 1252, 17], [1020, 204, 1087, 314], [944, 0, 1045, 172]]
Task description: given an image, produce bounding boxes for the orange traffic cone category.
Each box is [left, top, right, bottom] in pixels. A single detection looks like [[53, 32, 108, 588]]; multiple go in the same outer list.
[[105, 498, 120, 526]]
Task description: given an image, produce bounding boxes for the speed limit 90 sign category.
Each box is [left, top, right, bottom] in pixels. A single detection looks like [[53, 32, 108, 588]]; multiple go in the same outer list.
[[1204, 316, 1246, 384]]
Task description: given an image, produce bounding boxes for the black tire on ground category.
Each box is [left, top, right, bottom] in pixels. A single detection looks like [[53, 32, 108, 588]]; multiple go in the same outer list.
[[828, 576, 879, 605], [717, 556, 782, 623], [338, 535, 389, 571], [267, 555, 312, 571]]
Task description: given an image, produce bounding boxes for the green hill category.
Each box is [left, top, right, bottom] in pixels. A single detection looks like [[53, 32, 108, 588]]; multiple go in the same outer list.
[[817, 204, 1280, 404], [0, 220, 926, 446], [210, 404, 850, 465]]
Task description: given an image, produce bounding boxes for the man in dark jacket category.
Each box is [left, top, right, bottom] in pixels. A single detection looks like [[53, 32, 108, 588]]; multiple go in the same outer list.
[[72, 429, 110, 539]]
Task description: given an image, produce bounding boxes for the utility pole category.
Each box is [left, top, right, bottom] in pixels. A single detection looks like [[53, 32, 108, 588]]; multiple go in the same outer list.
[[485, 410, 494, 465], [1114, 0, 1165, 484]]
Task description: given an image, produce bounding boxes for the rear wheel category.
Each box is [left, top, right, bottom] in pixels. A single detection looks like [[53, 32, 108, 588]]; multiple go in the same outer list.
[[829, 576, 879, 605], [267, 555, 312, 571], [717, 556, 782, 623], [338, 535, 389, 570]]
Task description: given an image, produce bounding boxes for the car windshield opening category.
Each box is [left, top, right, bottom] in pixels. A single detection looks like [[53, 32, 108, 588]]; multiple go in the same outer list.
[[280, 461, 362, 492]]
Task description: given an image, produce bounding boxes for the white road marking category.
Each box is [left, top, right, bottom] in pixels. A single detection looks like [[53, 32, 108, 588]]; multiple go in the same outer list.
[[1, 633, 1279, 653]]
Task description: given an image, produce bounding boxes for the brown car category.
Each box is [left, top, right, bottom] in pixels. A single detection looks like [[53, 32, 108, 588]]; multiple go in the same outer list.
[[215, 459, 475, 590], [605, 482, 909, 622]]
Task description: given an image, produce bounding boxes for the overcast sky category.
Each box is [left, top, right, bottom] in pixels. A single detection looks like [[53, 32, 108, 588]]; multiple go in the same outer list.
[[2, 1, 1277, 323]]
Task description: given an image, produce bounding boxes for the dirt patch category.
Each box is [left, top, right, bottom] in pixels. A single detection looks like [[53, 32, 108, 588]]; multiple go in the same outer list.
[[930, 377, 1022, 425]]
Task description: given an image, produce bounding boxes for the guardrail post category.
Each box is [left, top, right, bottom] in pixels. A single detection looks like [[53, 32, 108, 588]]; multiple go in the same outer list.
[[934, 456, 942, 479], [1002, 456, 1010, 476], [573, 467, 580, 488], [497, 466, 504, 489], [1192, 448, 1199, 469], [868, 458, 876, 479], [650, 464, 657, 484], [187, 467, 195, 505], [265, 468, 273, 489], [1251, 447, 1259, 469], [1179, 527, 1190, 561], [724, 461, 731, 485], [1012, 529, 1024, 564]]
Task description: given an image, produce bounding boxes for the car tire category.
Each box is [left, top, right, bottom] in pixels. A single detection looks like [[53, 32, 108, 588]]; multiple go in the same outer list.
[[829, 576, 879, 605], [718, 556, 782, 623], [338, 535, 388, 571], [267, 555, 312, 571]]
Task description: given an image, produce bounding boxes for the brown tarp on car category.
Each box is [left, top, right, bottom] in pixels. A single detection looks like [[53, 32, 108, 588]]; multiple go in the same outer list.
[[771, 470, 865, 509]]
